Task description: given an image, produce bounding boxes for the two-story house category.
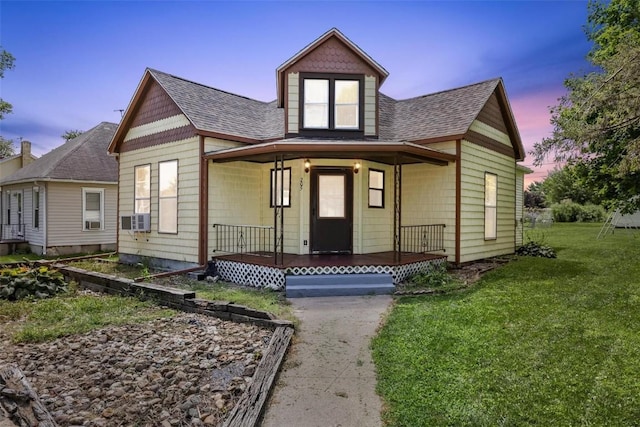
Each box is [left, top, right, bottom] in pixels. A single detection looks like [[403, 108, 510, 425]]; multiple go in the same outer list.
[[108, 28, 529, 296]]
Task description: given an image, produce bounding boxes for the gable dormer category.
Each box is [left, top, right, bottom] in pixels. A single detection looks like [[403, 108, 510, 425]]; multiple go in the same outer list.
[[277, 28, 388, 139]]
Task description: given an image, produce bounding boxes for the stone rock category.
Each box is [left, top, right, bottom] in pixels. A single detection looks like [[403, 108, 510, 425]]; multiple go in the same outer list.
[[0, 312, 273, 426]]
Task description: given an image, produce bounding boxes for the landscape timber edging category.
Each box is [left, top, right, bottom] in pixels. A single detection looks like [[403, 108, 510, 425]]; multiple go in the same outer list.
[[54, 264, 295, 427]]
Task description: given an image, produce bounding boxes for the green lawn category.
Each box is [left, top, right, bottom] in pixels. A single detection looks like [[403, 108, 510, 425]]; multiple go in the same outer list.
[[372, 223, 640, 426], [0, 291, 175, 343]]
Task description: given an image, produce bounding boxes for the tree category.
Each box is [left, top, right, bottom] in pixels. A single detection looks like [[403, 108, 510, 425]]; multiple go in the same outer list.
[[524, 181, 546, 209], [540, 165, 599, 205], [0, 136, 15, 159], [62, 129, 83, 141], [532, 0, 640, 212], [0, 47, 16, 120]]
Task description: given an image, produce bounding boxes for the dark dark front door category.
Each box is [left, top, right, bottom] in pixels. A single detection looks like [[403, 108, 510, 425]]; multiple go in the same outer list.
[[310, 168, 353, 253]]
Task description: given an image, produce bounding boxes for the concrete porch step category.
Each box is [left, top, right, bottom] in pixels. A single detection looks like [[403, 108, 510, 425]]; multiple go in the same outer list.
[[286, 273, 394, 298]]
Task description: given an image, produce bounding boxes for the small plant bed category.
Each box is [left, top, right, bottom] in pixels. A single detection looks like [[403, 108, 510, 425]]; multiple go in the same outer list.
[[0, 288, 274, 426], [396, 263, 463, 295], [0, 264, 67, 300], [395, 260, 510, 295], [516, 229, 557, 258], [154, 274, 296, 323], [67, 258, 296, 322]]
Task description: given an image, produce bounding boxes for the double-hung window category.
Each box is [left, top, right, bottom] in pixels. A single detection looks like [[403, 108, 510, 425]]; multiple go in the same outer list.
[[158, 160, 178, 233], [134, 164, 151, 214], [270, 167, 291, 207], [301, 74, 362, 134], [368, 169, 384, 208], [83, 188, 104, 231], [33, 188, 40, 229], [485, 173, 497, 240]]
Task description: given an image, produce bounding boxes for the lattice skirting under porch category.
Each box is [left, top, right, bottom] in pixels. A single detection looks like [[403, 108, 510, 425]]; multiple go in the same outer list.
[[215, 256, 447, 291], [215, 260, 286, 290]]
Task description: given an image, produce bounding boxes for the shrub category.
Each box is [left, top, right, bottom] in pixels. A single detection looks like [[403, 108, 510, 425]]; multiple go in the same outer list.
[[0, 265, 67, 300], [577, 204, 606, 222], [516, 241, 557, 258], [551, 201, 606, 223], [406, 262, 453, 288]]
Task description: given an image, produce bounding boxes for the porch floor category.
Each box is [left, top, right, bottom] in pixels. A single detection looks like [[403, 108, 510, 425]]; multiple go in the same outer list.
[[214, 251, 446, 268]]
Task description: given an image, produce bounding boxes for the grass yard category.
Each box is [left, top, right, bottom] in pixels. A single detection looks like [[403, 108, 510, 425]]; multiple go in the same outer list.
[[0, 289, 175, 343], [372, 223, 640, 426], [67, 258, 295, 322]]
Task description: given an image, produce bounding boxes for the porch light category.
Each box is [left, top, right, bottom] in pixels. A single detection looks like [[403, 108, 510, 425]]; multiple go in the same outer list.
[[353, 161, 361, 174], [304, 159, 311, 173]]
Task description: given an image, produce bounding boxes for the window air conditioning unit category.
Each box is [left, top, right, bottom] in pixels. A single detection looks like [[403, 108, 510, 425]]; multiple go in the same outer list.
[[121, 213, 151, 232], [85, 221, 102, 230]]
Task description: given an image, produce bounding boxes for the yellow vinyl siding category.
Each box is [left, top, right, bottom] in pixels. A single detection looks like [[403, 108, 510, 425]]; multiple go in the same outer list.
[[0, 157, 23, 180], [260, 162, 302, 254], [515, 169, 525, 246], [402, 162, 457, 258], [287, 72, 299, 134], [364, 76, 376, 136], [459, 140, 516, 263], [118, 137, 200, 264], [469, 120, 511, 147], [360, 162, 392, 253], [47, 182, 117, 246], [204, 137, 244, 153]]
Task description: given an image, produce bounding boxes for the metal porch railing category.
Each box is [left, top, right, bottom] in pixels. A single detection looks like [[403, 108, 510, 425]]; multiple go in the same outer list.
[[400, 224, 446, 253], [0, 224, 25, 241], [212, 224, 274, 257]]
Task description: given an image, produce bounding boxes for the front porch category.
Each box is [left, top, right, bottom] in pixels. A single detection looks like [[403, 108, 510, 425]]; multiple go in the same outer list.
[[0, 224, 26, 256], [213, 251, 447, 293]]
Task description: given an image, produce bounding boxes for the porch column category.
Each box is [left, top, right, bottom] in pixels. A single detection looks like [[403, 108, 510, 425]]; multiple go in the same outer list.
[[273, 155, 285, 266], [393, 157, 402, 262]]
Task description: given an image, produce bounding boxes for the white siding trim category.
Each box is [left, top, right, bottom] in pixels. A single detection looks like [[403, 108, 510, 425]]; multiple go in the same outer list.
[[124, 114, 191, 142]]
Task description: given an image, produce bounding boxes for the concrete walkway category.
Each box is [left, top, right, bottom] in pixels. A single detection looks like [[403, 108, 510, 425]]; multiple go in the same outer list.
[[262, 295, 392, 427]]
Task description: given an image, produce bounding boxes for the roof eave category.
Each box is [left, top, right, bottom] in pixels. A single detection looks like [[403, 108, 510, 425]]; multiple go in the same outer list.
[[204, 140, 455, 166]]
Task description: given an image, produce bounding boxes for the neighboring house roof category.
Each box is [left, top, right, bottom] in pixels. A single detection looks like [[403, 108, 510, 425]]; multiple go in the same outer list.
[[1, 122, 118, 185]]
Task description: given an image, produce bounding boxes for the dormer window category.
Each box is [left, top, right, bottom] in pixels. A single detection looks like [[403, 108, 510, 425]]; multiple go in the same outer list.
[[300, 73, 364, 137]]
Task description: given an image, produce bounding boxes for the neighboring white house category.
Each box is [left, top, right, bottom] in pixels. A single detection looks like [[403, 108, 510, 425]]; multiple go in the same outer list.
[[0, 122, 118, 255], [107, 29, 529, 293]]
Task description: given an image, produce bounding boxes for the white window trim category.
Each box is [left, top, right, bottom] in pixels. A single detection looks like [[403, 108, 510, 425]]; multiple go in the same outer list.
[[158, 160, 178, 234], [270, 167, 291, 208], [134, 164, 151, 214], [33, 187, 40, 229], [82, 188, 104, 231], [485, 173, 497, 240]]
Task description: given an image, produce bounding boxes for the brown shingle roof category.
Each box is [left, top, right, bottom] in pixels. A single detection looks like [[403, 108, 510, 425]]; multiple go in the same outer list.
[[1, 122, 118, 185], [380, 79, 501, 142], [149, 69, 284, 141]]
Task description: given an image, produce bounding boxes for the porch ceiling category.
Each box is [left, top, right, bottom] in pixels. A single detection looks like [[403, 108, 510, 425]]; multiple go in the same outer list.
[[204, 139, 456, 166]]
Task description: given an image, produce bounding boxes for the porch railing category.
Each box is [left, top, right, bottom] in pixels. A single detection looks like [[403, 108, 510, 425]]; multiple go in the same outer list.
[[0, 224, 25, 241], [401, 224, 446, 253], [212, 224, 274, 257]]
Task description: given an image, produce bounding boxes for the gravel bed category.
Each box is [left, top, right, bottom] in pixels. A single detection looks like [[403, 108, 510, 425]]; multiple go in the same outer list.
[[0, 311, 273, 426]]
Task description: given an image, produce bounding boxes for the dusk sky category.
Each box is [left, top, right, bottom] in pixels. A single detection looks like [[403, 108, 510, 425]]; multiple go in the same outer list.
[[1, 1, 593, 184]]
